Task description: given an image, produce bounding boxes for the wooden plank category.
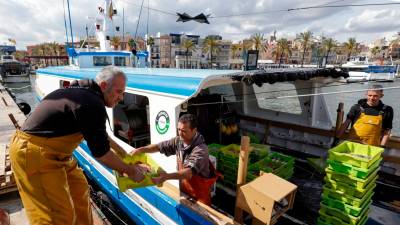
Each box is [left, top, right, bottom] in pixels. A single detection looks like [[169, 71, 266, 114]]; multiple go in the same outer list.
[[0, 186, 17, 195], [234, 136, 250, 223], [1, 97, 8, 106], [0, 144, 5, 176], [238, 114, 335, 137], [159, 182, 238, 225]]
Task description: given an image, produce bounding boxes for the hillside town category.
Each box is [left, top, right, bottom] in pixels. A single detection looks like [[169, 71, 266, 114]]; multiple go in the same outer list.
[[4, 31, 400, 70]]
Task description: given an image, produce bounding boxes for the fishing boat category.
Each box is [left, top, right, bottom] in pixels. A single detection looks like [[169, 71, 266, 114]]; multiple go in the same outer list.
[[341, 56, 396, 82], [0, 54, 30, 83], [33, 1, 400, 224]]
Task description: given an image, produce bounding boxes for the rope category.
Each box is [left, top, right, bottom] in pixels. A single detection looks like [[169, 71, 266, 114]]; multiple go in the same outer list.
[[78, 10, 101, 51], [62, 0, 70, 47], [188, 85, 400, 106], [6, 85, 31, 90], [222, 79, 372, 99]]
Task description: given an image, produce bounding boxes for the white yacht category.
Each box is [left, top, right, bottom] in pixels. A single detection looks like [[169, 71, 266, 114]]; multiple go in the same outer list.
[[342, 56, 396, 82]]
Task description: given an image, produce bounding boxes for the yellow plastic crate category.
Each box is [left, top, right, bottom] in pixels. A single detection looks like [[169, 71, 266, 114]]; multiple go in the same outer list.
[[114, 153, 164, 192], [324, 177, 376, 199], [328, 141, 383, 169], [325, 167, 378, 189]]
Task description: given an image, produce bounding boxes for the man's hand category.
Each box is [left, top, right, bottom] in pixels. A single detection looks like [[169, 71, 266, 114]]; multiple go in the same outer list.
[[125, 164, 151, 182], [151, 172, 168, 186], [130, 147, 144, 155]]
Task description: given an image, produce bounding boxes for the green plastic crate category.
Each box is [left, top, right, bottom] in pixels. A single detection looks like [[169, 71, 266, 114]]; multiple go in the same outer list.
[[325, 168, 378, 189], [324, 177, 376, 199], [322, 185, 374, 207], [220, 144, 240, 155], [249, 143, 270, 163], [322, 194, 372, 217], [328, 141, 383, 169], [318, 208, 369, 225], [208, 143, 224, 158], [327, 159, 381, 179], [320, 202, 370, 225]]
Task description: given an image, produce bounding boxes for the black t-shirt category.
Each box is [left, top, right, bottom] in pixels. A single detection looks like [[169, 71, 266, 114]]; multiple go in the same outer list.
[[347, 99, 393, 130], [22, 79, 110, 157]]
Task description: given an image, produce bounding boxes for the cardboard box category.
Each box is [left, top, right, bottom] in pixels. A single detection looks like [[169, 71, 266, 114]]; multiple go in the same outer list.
[[236, 173, 297, 225]]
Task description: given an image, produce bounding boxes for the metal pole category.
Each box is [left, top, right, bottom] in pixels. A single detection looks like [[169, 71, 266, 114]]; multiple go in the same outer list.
[[122, 7, 125, 49], [66, 0, 74, 46]]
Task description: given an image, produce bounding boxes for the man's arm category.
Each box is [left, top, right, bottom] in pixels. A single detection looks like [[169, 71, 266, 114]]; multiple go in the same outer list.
[[381, 129, 391, 147], [152, 168, 193, 185], [337, 119, 352, 138], [131, 144, 160, 155]]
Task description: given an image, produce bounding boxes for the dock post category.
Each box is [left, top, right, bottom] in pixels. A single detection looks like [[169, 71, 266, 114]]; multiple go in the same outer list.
[[234, 136, 250, 223], [334, 102, 344, 138]]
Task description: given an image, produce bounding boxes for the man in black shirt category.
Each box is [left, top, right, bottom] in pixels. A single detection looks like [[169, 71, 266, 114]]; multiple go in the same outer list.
[[338, 84, 393, 146], [9, 66, 149, 225]]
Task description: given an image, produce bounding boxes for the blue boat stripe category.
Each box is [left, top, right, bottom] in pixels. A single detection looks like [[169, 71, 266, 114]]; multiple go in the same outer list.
[[77, 52, 131, 56], [36, 70, 202, 97]]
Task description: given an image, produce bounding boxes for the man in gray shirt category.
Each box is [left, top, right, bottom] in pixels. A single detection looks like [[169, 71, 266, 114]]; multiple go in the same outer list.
[[131, 114, 218, 205]]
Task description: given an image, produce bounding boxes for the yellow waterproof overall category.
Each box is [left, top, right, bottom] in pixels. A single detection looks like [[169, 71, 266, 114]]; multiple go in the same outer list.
[[9, 130, 92, 225], [348, 111, 383, 146]]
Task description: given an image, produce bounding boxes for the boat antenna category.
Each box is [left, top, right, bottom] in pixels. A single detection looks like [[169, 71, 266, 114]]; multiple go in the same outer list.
[[62, 0, 70, 48], [66, 0, 74, 47], [134, 0, 145, 40], [146, 0, 149, 38], [122, 7, 125, 46]]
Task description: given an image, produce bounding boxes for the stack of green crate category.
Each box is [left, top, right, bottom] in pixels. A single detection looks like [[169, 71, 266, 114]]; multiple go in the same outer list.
[[247, 151, 295, 181], [208, 143, 293, 189], [318, 141, 384, 225]]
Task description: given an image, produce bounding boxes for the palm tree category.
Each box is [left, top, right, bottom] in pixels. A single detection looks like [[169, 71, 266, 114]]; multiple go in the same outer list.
[[110, 36, 121, 50], [8, 38, 16, 46], [202, 36, 220, 68], [181, 39, 196, 68], [128, 38, 136, 49], [230, 44, 240, 59], [297, 31, 313, 66], [250, 33, 268, 52], [344, 37, 357, 61], [147, 36, 155, 47], [274, 38, 292, 67], [322, 38, 336, 66], [389, 38, 400, 63], [370, 46, 380, 60]]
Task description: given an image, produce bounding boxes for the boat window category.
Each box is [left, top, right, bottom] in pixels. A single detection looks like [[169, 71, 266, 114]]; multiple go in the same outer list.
[[114, 57, 127, 66], [208, 84, 237, 102], [2, 55, 13, 60], [59, 80, 70, 88], [253, 83, 302, 115], [93, 56, 112, 66], [347, 67, 368, 72], [113, 92, 150, 147]]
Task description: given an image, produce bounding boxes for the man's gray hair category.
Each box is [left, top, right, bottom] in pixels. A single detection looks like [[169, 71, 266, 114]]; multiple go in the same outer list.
[[95, 66, 126, 86], [368, 84, 383, 93]]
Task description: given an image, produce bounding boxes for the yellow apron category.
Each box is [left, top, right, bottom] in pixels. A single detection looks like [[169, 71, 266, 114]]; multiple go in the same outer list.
[[9, 130, 92, 225], [348, 111, 383, 146]]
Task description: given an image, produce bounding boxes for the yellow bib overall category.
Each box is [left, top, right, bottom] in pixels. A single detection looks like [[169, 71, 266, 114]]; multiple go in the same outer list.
[[9, 130, 92, 225], [348, 111, 383, 146]]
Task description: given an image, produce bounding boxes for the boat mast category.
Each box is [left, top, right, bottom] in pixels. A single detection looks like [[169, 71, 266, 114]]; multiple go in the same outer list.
[[97, 0, 114, 51]]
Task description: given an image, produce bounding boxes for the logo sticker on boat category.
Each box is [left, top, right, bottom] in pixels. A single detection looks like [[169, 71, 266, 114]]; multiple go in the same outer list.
[[155, 111, 170, 134]]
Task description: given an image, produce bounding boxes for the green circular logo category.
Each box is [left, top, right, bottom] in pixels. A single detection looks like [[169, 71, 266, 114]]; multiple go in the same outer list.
[[155, 110, 170, 134]]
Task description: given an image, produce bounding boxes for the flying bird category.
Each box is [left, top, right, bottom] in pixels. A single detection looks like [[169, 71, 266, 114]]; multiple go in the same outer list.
[[176, 13, 210, 24]]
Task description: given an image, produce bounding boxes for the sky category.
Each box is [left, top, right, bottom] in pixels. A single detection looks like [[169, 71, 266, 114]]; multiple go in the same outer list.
[[1, 0, 400, 50]]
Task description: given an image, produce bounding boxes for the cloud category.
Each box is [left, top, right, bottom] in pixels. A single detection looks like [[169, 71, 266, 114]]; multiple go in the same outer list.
[[345, 9, 400, 33], [0, 0, 399, 50]]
